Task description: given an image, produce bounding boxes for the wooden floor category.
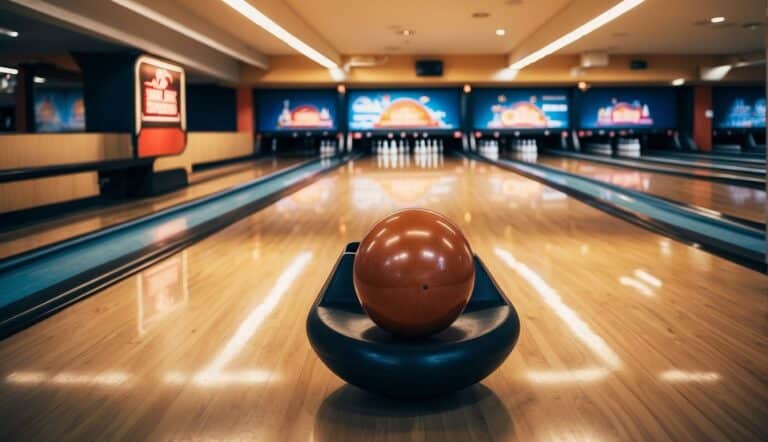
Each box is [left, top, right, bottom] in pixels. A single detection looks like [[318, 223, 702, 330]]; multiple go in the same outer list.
[[0, 155, 765, 441], [0, 157, 301, 260], [535, 156, 766, 223]]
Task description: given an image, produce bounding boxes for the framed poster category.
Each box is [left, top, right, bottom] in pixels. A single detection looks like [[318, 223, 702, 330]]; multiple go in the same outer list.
[[347, 89, 460, 131], [472, 88, 569, 130], [257, 89, 337, 132], [134, 55, 187, 158]]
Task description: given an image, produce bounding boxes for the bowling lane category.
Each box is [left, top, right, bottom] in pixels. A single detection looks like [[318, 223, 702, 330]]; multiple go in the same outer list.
[[0, 155, 765, 440], [638, 154, 766, 172], [531, 155, 766, 223], [0, 157, 304, 260], [557, 151, 764, 182], [648, 150, 766, 166]]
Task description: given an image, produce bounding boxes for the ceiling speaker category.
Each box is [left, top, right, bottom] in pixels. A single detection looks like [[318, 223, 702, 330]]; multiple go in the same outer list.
[[415, 60, 443, 77]]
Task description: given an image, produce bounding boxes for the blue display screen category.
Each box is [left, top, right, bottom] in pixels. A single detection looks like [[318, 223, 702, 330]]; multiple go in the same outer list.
[[472, 88, 569, 130], [34, 88, 86, 132], [713, 87, 765, 129], [579, 87, 677, 129], [257, 89, 337, 132], [348, 89, 460, 131]]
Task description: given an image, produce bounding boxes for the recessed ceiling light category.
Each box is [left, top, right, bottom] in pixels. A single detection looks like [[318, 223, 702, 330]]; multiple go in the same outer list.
[[671, 78, 685, 86], [0, 27, 18, 38], [399, 29, 414, 37], [472, 12, 490, 19], [495, 29, 506, 36], [709, 16, 725, 23]]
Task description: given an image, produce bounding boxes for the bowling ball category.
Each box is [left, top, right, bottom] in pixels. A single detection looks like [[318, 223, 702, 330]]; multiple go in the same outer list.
[[353, 209, 475, 338]]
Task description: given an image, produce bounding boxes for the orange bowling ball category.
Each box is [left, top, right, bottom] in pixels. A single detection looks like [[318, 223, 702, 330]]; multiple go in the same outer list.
[[353, 209, 475, 338]]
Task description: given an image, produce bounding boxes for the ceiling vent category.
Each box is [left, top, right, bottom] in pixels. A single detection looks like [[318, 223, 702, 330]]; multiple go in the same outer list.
[[580, 52, 609, 68]]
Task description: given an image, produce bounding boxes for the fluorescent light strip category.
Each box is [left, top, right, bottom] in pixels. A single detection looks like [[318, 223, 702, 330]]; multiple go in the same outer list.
[[0, 27, 19, 38], [111, 0, 268, 69], [0, 66, 18, 75], [509, 0, 645, 70], [220, 0, 338, 69]]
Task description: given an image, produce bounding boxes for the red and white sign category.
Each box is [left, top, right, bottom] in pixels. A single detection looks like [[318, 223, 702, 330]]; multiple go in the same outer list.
[[134, 56, 187, 158]]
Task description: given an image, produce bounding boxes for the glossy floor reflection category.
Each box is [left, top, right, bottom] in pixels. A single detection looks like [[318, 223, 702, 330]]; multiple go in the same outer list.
[[0, 155, 765, 441]]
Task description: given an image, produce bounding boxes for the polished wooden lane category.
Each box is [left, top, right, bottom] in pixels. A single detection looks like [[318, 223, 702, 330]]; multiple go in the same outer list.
[[0, 155, 765, 441], [533, 155, 766, 223], [0, 157, 303, 260]]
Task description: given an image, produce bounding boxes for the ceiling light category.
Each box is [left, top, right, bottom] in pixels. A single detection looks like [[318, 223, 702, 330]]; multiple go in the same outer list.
[[33, 76, 46, 84], [463, 84, 472, 93], [336, 84, 346, 94], [709, 16, 725, 23], [493, 67, 519, 81], [399, 29, 414, 37], [671, 78, 685, 86], [0, 66, 18, 75], [329, 67, 346, 81], [700, 64, 732, 81], [578, 81, 589, 91], [220, 0, 338, 69], [0, 27, 18, 38], [509, 0, 645, 70], [495, 29, 506, 36]]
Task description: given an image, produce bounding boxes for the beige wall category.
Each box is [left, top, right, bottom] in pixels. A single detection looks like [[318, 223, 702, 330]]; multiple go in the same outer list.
[[0, 133, 133, 214], [0, 131, 254, 214], [245, 54, 765, 86], [154, 132, 255, 173], [0, 172, 98, 214], [0, 133, 132, 169]]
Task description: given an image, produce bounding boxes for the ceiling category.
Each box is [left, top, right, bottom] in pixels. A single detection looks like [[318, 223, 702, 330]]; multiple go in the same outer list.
[[174, 0, 764, 57], [1, 0, 764, 85], [177, 0, 296, 55], [563, 0, 765, 54], [279, 0, 571, 55]]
